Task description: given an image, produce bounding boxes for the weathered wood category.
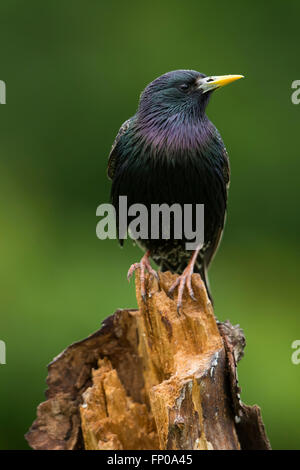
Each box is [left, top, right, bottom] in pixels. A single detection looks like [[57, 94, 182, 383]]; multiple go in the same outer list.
[[26, 271, 271, 450]]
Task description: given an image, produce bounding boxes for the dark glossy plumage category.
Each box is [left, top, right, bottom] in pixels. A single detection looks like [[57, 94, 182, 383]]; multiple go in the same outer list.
[[108, 70, 232, 300]]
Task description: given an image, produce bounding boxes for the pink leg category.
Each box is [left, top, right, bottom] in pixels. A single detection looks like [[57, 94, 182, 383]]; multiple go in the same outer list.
[[168, 246, 201, 314], [127, 250, 159, 302]]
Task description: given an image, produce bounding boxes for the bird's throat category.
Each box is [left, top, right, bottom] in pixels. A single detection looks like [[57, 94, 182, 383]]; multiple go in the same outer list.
[[136, 111, 214, 155]]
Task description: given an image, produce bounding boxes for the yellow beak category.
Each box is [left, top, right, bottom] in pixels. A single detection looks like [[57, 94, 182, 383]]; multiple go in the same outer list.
[[198, 74, 244, 93]]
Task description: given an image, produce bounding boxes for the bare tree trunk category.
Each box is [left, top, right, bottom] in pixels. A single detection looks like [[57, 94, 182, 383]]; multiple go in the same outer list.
[[26, 271, 271, 450]]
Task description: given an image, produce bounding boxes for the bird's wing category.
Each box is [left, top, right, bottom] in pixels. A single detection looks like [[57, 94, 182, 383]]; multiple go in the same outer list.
[[107, 118, 132, 180], [205, 138, 230, 268], [215, 128, 230, 186]]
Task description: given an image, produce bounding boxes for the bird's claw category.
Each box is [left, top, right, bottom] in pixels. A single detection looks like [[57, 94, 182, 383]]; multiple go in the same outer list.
[[168, 265, 197, 314], [127, 253, 159, 303], [127, 263, 140, 282]]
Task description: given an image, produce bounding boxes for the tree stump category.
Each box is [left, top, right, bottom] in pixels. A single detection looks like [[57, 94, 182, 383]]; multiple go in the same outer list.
[[26, 271, 271, 450]]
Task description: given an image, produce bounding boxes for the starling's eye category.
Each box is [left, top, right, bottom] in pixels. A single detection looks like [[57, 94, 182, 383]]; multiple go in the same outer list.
[[179, 83, 189, 92]]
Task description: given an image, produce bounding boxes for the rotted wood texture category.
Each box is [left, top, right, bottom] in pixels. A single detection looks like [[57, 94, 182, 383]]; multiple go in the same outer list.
[[26, 271, 271, 450]]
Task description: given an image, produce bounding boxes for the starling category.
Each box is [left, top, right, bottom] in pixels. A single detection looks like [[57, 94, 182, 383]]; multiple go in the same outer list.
[[107, 70, 243, 310]]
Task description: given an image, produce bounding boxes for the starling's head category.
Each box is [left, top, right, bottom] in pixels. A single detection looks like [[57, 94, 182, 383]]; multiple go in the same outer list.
[[138, 69, 244, 118]]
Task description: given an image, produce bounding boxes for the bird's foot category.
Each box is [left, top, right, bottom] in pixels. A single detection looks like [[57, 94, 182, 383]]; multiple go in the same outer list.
[[168, 247, 202, 313], [168, 264, 196, 314], [127, 251, 159, 303]]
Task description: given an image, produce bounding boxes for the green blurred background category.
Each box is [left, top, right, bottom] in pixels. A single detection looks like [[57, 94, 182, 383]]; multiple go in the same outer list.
[[1, 0, 299, 450]]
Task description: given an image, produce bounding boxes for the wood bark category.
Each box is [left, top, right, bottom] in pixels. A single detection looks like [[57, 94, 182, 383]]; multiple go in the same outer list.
[[26, 271, 271, 450]]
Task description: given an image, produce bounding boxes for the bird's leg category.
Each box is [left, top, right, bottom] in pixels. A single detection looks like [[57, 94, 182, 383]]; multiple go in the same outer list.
[[168, 246, 201, 314], [127, 250, 159, 303]]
